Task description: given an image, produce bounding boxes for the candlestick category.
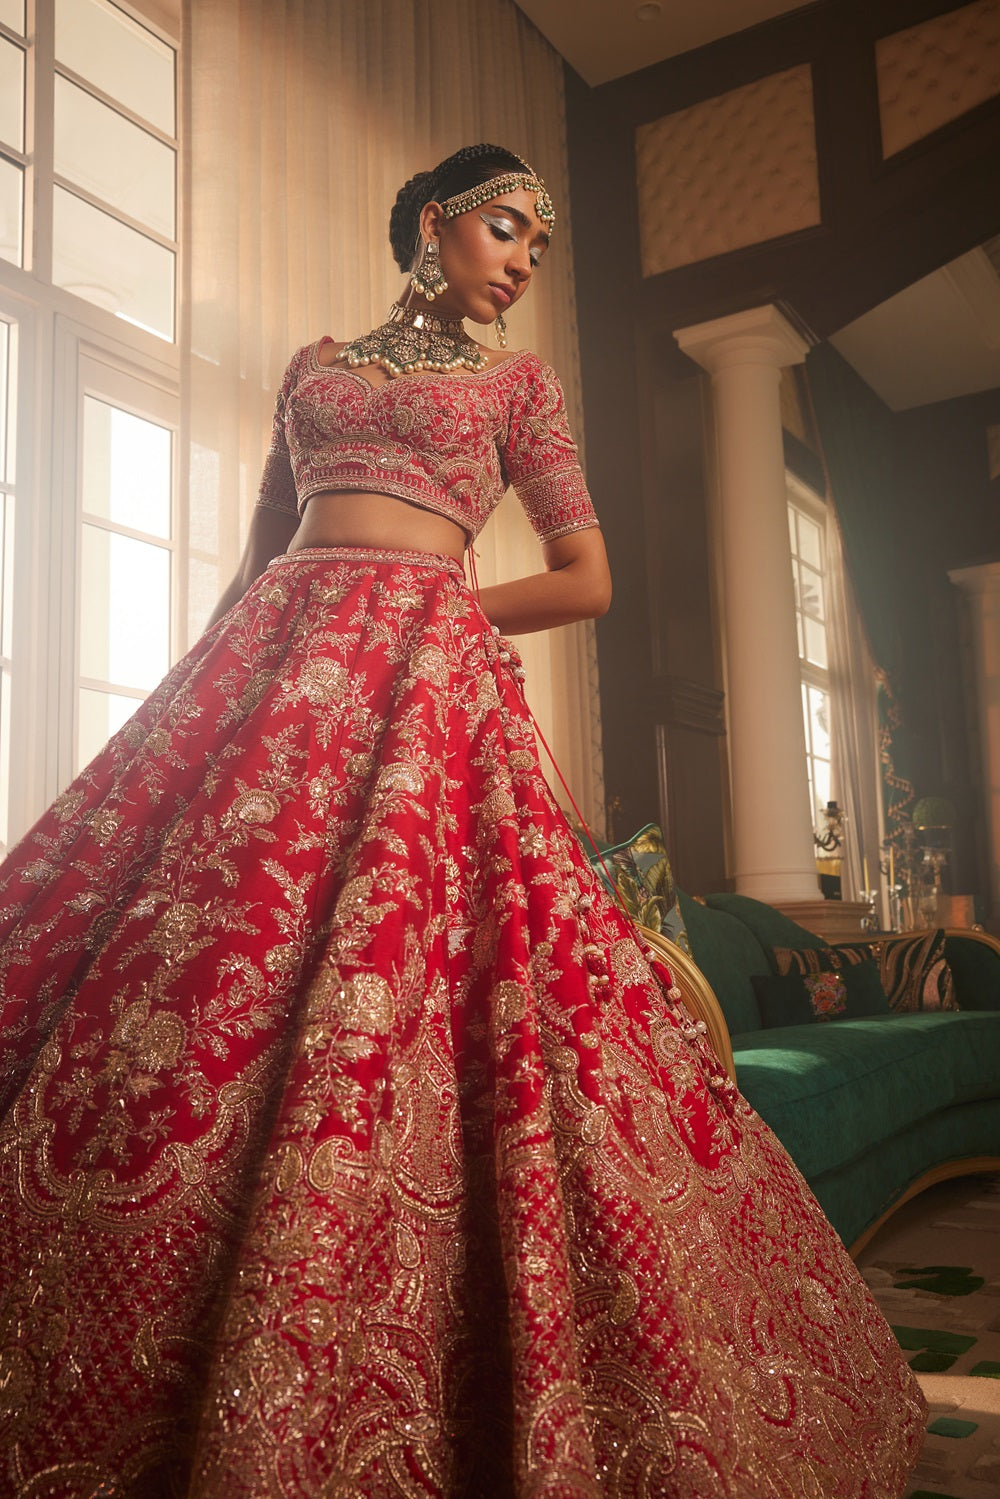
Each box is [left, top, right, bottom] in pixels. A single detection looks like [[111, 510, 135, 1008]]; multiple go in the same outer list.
[[863, 855, 870, 891], [889, 845, 895, 888]]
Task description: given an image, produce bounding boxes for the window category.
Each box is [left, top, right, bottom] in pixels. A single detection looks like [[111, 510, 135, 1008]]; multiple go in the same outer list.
[[0, 1, 26, 269], [53, 0, 177, 338], [0, 0, 180, 846], [0, 316, 15, 852], [788, 480, 831, 830], [77, 358, 176, 770]]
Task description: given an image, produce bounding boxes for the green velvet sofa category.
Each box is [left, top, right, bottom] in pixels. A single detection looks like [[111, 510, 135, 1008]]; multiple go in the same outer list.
[[666, 891, 1000, 1253]]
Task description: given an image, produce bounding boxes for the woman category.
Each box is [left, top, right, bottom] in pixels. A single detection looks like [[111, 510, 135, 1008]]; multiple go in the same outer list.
[[0, 145, 923, 1496]]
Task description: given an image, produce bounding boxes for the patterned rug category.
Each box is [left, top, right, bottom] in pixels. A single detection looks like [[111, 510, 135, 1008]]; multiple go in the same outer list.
[[856, 1172, 1000, 1498]]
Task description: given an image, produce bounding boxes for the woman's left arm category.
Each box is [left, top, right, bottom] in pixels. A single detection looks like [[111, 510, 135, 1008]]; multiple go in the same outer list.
[[475, 527, 611, 635]]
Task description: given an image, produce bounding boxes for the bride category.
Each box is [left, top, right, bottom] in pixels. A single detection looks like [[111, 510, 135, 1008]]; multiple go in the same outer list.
[[0, 142, 924, 1497]]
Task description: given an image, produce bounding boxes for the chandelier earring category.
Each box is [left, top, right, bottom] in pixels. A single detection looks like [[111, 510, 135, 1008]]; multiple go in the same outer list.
[[495, 313, 507, 349], [410, 239, 448, 301]]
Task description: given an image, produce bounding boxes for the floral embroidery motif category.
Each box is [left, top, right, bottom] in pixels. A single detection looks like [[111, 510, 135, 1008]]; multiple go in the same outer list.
[[804, 970, 848, 1020], [256, 342, 601, 545], [0, 549, 924, 1496]]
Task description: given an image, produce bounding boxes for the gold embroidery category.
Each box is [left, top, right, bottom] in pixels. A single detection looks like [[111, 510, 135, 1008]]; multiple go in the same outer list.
[[0, 550, 924, 1496]]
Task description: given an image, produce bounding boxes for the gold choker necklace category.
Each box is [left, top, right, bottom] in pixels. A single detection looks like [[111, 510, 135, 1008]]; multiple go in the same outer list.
[[335, 303, 488, 378]]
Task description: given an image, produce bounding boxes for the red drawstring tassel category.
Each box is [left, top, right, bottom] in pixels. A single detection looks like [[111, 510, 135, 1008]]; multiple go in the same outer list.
[[465, 545, 632, 928]]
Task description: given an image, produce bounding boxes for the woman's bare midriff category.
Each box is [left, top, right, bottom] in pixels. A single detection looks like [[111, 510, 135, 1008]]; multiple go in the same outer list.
[[288, 490, 467, 562]]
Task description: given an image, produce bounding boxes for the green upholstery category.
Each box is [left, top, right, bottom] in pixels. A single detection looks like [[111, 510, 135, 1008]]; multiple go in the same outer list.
[[703, 892, 828, 970], [676, 891, 767, 1035], [680, 889, 1000, 1247], [812, 1100, 1000, 1249], [731, 1011, 1000, 1180]]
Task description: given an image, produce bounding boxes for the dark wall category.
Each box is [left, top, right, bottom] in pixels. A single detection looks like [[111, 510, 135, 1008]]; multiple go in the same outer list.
[[567, 0, 1000, 899], [810, 347, 1000, 896], [897, 386, 1000, 895]]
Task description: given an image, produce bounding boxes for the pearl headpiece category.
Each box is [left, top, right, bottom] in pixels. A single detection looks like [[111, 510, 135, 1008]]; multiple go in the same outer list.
[[440, 168, 555, 236]]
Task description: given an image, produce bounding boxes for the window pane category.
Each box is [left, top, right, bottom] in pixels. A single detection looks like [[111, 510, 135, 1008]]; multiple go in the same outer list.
[[0, 0, 24, 33], [797, 510, 823, 570], [55, 77, 175, 238], [83, 397, 171, 538], [80, 525, 170, 689], [0, 156, 22, 267], [78, 686, 138, 770], [804, 616, 828, 669], [812, 756, 832, 821], [0, 35, 24, 151], [808, 685, 831, 762], [55, 0, 174, 135], [798, 564, 824, 621], [53, 186, 174, 339]]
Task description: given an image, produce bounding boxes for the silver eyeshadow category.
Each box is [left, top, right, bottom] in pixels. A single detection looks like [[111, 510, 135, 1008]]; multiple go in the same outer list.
[[479, 212, 545, 267]]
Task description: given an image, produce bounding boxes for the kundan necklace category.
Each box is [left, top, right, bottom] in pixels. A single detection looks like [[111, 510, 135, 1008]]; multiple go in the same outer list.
[[335, 302, 488, 378]]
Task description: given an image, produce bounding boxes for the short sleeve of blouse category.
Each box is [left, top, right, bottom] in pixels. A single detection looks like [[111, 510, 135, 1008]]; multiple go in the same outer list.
[[501, 357, 600, 544], [255, 346, 305, 516]]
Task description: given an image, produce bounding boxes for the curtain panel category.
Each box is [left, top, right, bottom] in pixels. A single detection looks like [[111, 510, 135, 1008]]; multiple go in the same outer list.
[[181, 0, 605, 830], [824, 509, 883, 905], [805, 346, 916, 858]]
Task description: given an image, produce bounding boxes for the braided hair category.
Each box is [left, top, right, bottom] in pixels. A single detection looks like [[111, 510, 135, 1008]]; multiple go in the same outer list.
[[389, 144, 535, 272]]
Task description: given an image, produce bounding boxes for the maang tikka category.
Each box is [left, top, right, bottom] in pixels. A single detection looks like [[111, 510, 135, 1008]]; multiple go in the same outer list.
[[410, 239, 448, 301]]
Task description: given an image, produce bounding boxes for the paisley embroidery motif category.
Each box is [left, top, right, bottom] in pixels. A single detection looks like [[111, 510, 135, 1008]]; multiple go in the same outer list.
[[0, 549, 924, 1496]]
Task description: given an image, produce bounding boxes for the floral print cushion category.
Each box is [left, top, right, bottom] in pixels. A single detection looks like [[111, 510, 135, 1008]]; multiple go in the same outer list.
[[588, 823, 692, 954]]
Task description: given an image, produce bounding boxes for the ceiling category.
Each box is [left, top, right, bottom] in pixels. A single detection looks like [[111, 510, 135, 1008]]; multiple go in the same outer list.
[[516, 0, 1000, 414], [513, 0, 809, 87], [830, 242, 1000, 412]]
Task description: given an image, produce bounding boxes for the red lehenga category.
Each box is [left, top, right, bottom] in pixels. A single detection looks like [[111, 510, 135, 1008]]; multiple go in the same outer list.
[[0, 545, 924, 1497]]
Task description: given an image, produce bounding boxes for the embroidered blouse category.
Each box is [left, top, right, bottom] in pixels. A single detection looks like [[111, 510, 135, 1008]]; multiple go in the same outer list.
[[255, 339, 600, 545]]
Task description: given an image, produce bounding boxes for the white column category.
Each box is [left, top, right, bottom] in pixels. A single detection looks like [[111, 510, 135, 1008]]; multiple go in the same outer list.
[[949, 562, 1000, 926], [675, 305, 820, 903]]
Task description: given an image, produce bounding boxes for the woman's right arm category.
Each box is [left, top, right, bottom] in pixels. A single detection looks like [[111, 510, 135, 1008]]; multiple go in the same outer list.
[[206, 505, 299, 629]]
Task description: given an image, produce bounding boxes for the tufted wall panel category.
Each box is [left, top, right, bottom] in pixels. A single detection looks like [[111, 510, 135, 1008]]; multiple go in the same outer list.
[[877, 0, 1000, 158], [635, 64, 820, 277]]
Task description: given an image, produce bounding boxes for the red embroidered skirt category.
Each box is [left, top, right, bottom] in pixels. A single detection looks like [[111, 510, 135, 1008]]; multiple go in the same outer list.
[[0, 547, 924, 1496]]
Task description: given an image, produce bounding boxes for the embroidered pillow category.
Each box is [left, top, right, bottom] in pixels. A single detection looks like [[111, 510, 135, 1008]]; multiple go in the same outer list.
[[752, 959, 888, 1028], [774, 930, 958, 1014], [588, 823, 691, 954]]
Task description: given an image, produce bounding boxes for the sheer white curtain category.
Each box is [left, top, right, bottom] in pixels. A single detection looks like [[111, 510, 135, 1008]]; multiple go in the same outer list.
[[826, 508, 882, 903], [181, 0, 605, 829]]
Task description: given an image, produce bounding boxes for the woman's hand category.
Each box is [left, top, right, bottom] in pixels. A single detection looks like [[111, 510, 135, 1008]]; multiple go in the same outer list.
[[206, 506, 300, 629], [475, 527, 611, 635]]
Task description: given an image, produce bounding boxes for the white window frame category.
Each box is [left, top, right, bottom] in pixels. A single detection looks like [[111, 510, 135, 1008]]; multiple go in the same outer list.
[[787, 474, 831, 832], [0, 0, 181, 843]]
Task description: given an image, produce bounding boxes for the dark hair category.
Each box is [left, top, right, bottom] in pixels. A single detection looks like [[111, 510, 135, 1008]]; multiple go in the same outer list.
[[388, 144, 534, 272]]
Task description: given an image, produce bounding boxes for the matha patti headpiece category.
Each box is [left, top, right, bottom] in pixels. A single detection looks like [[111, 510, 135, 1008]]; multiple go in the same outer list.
[[439, 164, 555, 236]]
